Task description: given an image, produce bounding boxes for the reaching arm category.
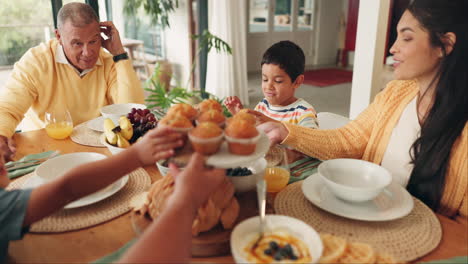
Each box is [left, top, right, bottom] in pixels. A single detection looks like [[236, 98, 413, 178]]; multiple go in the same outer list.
[[119, 153, 225, 263], [22, 127, 182, 226]]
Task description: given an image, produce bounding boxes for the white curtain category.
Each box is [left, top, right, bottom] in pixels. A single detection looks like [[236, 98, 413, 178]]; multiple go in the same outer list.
[[206, 0, 249, 105]]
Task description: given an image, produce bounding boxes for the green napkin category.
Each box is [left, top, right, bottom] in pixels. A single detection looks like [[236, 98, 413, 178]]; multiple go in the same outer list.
[[288, 157, 321, 184], [421, 256, 468, 264], [6, 150, 57, 179], [92, 239, 136, 263]]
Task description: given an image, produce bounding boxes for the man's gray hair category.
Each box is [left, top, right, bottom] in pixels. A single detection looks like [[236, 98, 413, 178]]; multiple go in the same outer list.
[[57, 2, 99, 29]]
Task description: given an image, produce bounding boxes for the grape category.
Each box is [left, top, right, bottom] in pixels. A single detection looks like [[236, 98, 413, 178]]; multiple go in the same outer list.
[[143, 109, 150, 115], [147, 115, 155, 122], [137, 109, 144, 115], [131, 108, 137, 114]]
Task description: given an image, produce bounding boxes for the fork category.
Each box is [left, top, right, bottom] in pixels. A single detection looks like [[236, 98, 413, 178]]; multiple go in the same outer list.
[[6, 151, 60, 171], [252, 179, 267, 249]]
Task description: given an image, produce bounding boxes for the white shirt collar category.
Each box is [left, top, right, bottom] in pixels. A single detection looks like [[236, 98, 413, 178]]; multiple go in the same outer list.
[[55, 44, 102, 77]]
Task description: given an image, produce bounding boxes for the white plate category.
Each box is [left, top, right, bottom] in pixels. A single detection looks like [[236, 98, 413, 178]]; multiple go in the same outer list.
[[87, 116, 119, 132], [301, 173, 414, 221], [23, 174, 129, 209], [205, 132, 270, 169]]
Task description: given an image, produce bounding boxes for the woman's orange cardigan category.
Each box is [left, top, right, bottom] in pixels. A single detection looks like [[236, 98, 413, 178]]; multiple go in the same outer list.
[[282, 80, 467, 220]]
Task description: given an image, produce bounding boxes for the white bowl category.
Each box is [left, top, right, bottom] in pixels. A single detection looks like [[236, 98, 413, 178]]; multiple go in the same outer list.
[[156, 160, 171, 176], [100, 103, 146, 119], [231, 215, 323, 264], [100, 134, 125, 155], [35, 152, 107, 182], [227, 158, 267, 192], [318, 158, 392, 202]]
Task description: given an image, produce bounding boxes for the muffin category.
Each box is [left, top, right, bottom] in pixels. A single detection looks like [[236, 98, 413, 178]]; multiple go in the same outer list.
[[167, 103, 198, 120], [189, 122, 224, 155], [197, 109, 226, 127], [228, 111, 257, 126], [198, 99, 223, 113], [225, 119, 260, 155], [159, 113, 194, 133]]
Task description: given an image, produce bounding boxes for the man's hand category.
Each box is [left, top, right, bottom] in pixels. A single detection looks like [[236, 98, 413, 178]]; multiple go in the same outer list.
[[223, 96, 243, 115], [133, 127, 183, 166], [100, 21, 125, 56], [168, 153, 225, 211], [0, 135, 16, 162]]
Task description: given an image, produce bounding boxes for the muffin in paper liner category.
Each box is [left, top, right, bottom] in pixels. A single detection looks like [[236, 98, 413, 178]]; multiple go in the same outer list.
[[225, 132, 261, 155], [188, 132, 224, 155]]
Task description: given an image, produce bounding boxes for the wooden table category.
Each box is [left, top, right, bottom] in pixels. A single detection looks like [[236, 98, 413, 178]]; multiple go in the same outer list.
[[7, 130, 468, 263]]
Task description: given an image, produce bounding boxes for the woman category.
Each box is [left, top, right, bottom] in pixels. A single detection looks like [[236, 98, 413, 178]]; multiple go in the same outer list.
[[255, 0, 467, 220]]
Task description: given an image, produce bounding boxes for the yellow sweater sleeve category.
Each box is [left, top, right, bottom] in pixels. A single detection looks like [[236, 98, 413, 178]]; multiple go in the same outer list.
[[281, 86, 393, 160], [107, 59, 144, 104], [0, 48, 41, 137]]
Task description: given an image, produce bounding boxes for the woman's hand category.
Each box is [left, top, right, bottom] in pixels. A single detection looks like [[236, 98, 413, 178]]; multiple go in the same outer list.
[[133, 127, 183, 166], [168, 153, 225, 211], [246, 109, 279, 124], [257, 121, 289, 145]]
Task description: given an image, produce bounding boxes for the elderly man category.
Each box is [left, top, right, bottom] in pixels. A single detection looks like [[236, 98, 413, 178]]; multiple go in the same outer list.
[[0, 2, 144, 160]]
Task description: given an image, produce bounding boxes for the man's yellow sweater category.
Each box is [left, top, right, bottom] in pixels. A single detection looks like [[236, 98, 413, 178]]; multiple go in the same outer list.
[[283, 80, 467, 220], [0, 39, 144, 137]]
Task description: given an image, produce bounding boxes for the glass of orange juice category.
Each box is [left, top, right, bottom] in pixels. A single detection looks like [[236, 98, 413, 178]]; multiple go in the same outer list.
[[264, 147, 290, 193], [45, 109, 73, 139]]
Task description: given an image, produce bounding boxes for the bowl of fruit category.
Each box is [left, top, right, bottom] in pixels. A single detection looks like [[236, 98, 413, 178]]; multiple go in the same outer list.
[[100, 103, 146, 119], [101, 108, 158, 154]]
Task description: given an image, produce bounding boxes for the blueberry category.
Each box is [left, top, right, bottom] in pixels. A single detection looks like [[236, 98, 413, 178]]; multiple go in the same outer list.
[[290, 254, 298, 260], [283, 244, 293, 255], [274, 252, 283, 261], [269, 241, 279, 250], [264, 248, 273, 256]]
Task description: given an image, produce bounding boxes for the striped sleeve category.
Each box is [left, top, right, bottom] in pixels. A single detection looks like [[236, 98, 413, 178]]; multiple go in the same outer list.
[[298, 113, 319, 129]]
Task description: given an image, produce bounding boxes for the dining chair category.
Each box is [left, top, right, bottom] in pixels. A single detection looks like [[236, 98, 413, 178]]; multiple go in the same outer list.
[[317, 112, 350, 129]]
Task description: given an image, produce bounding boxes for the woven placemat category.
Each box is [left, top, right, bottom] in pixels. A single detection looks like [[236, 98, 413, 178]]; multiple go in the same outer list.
[[274, 181, 442, 262], [8, 168, 151, 232], [70, 122, 105, 147]]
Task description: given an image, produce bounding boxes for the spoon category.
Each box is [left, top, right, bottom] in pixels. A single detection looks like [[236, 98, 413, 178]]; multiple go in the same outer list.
[[252, 179, 267, 249]]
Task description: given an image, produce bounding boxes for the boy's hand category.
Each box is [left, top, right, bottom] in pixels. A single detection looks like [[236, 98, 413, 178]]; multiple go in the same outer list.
[[0, 136, 16, 162], [133, 127, 184, 166], [223, 96, 243, 115], [245, 109, 279, 124], [168, 153, 225, 211]]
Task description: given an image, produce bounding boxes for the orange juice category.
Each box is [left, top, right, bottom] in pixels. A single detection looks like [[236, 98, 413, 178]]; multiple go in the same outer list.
[[45, 122, 73, 139], [264, 167, 290, 193]]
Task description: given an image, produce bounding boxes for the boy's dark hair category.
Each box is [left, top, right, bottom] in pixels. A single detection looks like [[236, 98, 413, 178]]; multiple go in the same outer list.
[[261, 40, 305, 82]]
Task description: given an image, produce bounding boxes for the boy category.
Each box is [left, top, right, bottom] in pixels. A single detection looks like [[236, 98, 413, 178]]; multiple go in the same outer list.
[[0, 128, 225, 262], [224, 40, 318, 129]]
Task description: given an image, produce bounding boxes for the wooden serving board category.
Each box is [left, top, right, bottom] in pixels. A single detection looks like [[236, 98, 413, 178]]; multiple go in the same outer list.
[[131, 191, 259, 257]]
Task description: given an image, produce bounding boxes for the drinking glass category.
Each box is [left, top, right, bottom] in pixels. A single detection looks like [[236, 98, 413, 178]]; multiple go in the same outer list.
[[263, 146, 290, 193], [45, 109, 73, 139]]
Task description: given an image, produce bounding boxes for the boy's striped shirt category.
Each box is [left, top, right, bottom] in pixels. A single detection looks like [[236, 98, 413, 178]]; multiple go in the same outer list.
[[255, 98, 319, 129]]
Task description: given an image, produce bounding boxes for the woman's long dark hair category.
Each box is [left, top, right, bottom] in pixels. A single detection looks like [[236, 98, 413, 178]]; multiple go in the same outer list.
[[406, 0, 468, 210]]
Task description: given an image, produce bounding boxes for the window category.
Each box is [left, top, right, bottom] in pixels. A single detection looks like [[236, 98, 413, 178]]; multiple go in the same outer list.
[[249, 0, 269, 32], [0, 0, 54, 66], [274, 0, 292, 32], [298, 0, 314, 31]]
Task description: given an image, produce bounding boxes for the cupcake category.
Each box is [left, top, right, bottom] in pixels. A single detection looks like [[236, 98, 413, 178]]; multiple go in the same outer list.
[[167, 103, 198, 120], [229, 111, 257, 126], [188, 122, 224, 155], [198, 99, 223, 113], [225, 119, 260, 155], [197, 109, 226, 127], [159, 113, 194, 133]]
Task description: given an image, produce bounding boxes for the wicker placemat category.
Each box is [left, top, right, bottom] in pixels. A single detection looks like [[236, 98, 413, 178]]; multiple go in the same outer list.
[[274, 181, 442, 262], [8, 168, 151, 232], [71, 122, 105, 147]]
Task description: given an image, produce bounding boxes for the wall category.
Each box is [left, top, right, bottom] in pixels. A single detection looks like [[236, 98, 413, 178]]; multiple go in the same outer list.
[[163, 0, 191, 87], [313, 0, 343, 66]]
